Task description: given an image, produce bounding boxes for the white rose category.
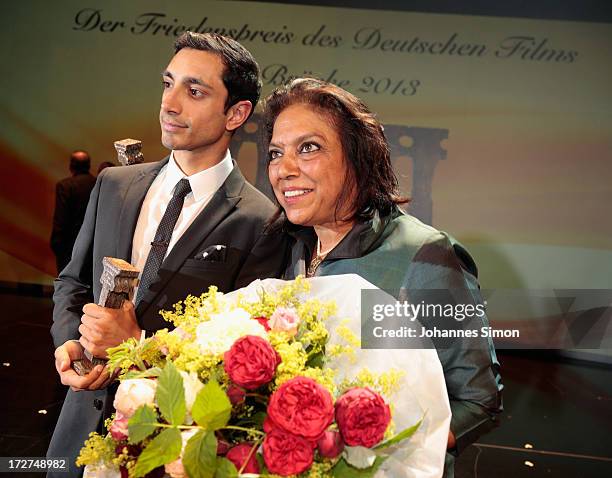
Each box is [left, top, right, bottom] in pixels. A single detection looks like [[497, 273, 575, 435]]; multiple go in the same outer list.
[[195, 308, 267, 355], [83, 464, 121, 478], [113, 378, 157, 418], [342, 446, 377, 469], [180, 371, 204, 414]]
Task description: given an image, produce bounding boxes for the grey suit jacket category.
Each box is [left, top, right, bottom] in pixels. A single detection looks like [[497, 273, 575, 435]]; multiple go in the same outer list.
[[47, 158, 287, 476]]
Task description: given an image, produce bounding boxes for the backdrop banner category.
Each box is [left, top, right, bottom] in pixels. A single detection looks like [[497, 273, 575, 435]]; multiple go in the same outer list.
[[1, 3, 611, 356]]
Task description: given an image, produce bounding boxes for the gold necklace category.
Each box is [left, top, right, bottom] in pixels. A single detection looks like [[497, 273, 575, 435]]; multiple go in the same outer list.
[[306, 251, 326, 277], [306, 227, 353, 277]]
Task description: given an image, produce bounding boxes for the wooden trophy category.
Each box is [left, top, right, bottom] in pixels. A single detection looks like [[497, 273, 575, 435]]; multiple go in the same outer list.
[[72, 257, 140, 376], [113, 138, 144, 165]]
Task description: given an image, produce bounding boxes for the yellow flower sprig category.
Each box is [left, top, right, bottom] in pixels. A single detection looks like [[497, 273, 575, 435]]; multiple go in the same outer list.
[[76, 432, 118, 468], [159, 286, 225, 335], [235, 275, 311, 319], [327, 320, 360, 363], [338, 367, 406, 398], [154, 329, 222, 380]]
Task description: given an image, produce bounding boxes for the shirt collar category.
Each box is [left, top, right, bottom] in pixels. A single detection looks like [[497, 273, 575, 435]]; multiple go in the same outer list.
[[166, 150, 234, 201]]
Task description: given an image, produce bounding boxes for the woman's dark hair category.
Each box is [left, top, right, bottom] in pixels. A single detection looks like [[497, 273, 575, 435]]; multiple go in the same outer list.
[[174, 31, 261, 119], [262, 77, 407, 222]]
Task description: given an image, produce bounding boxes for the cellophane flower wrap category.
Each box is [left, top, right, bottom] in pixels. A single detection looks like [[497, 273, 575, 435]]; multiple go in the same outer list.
[[77, 277, 421, 477]]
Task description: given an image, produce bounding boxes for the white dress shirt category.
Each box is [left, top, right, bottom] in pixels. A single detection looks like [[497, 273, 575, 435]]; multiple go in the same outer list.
[[131, 150, 233, 299]]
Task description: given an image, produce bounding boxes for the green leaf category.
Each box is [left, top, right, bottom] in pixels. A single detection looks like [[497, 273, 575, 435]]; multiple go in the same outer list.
[[247, 411, 267, 428], [133, 427, 182, 477], [128, 405, 158, 444], [156, 361, 186, 425], [214, 457, 238, 478], [375, 418, 423, 450], [106, 338, 139, 373], [191, 379, 232, 430], [331, 456, 387, 478], [306, 350, 326, 368], [182, 430, 217, 478], [123, 367, 163, 380], [233, 410, 267, 430]]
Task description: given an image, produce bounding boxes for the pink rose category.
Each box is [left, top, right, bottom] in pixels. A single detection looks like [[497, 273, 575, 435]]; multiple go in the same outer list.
[[317, 430, 344, 458], [267, 377, 334, 441], [164, 429, 198, 478], [224, 336, 280, 390], [164, 459, 186, 478], [263, 427, 315, 476], [109, 412, 129, 441], [335, 388, 391, 448], [226, 443, 260, 474], [269, 307, 300, 336]]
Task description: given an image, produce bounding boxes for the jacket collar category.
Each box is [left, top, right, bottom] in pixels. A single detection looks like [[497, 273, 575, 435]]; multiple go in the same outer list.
[[287, 207, 402, 261], [117, 158, 170, 261]]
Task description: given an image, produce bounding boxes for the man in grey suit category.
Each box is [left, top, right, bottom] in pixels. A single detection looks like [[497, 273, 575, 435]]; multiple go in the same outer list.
[[47, 32, 286, 476]]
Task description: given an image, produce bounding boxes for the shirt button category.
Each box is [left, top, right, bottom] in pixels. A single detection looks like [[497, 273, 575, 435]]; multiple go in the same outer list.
[[93, 399, 103, 410]]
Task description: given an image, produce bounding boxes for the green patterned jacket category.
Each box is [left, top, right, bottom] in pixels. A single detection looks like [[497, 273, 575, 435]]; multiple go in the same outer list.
[[284, 207, 503, 476]]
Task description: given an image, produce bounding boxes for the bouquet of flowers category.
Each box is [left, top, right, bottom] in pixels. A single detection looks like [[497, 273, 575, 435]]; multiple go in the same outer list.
[[77, 277, 422, 478]]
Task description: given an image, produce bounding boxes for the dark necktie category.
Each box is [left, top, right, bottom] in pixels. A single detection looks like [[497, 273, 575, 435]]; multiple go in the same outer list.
[[136, 178, 192, 305]]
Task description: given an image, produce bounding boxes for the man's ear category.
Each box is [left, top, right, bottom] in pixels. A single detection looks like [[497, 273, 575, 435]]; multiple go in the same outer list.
[[225, 100, 253, 132]]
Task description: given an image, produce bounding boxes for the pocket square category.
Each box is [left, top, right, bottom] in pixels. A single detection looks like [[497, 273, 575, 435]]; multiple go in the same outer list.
[[195, 244, 227, 262]]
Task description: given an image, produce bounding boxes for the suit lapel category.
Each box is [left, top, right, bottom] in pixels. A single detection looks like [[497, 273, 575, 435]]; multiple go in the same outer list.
[[136, 166, 245, 316], [116, 158, 169, 261]]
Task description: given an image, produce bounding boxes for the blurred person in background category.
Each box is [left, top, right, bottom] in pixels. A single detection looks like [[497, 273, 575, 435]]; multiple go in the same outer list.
[[50, 150, 96, 273], [96, 161, 116, 175]]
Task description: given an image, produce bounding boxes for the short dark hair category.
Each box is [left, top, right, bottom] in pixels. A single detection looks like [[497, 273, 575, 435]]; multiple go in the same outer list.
[[174, 31, 261, 119], [69, 151, 91, 174], [263, 78, 407, 222], [97, 161, 115, 174]]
